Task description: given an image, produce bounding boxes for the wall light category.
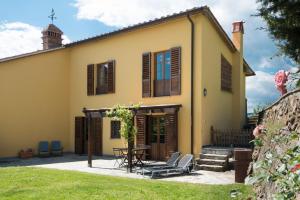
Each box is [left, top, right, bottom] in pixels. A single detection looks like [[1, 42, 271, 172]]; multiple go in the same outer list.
[[203, 88, 207, 97]]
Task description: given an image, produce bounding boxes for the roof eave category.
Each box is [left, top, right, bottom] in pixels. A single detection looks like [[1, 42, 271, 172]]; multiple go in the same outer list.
[[243, 59, 256, 76]]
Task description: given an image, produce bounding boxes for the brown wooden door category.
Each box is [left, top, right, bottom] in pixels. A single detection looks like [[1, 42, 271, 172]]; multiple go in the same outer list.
[[149, 116, 166, 161], [75, 117, 102, 156], [91, 117, 103, 156], [75, 117, 85, 154]]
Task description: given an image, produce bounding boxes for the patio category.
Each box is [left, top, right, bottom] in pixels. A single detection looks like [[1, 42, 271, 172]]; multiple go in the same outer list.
[[0, 153, 235, 184]]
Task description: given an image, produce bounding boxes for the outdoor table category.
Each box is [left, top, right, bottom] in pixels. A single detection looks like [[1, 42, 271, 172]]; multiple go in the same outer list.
[[132, 145, 151, 166], [113, 145, 151, 168]]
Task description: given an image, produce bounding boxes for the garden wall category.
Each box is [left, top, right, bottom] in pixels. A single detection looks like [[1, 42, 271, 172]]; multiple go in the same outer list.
[[252, 88, 300, 199], [259, 88, 300, 133]]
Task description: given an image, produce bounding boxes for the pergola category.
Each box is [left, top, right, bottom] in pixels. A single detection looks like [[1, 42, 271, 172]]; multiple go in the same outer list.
[[82, 104, 182, 172]]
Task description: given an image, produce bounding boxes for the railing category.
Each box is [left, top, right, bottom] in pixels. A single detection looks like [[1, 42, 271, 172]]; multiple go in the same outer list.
[[210, 126, 254, 147]]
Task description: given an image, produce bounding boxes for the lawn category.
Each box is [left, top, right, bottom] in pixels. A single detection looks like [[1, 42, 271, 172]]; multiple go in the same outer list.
[[0, 167, 252, 200]]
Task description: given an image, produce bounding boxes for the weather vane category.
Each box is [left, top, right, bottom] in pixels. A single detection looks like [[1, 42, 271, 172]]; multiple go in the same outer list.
[[48, 8, 57, 24]]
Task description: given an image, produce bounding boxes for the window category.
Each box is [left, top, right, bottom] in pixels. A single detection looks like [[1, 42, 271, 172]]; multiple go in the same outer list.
[[142, 47, 181, 97], [221, 55, 232, 92], [154, 50, 171, 96], [96, 63, 108, 94], [87, 60, 115, 96], [96, 60, 115, 95], [111, 121, 121, 139]]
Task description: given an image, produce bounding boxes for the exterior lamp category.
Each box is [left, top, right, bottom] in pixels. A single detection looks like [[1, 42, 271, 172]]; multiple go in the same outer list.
[[203, 88, 207, 97]]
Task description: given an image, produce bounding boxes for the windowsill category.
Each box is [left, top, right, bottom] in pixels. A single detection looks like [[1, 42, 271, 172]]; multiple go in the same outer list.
[[110, 137, 121, 140], [221, 89, 233, 93], [95, 92, 114, 96]]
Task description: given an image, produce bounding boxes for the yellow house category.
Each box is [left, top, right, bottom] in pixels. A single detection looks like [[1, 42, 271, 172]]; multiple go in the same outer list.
[[0, 7, 255, 159]]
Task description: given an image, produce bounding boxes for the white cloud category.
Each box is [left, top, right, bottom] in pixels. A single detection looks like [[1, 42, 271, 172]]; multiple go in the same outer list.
[[73, 0, 201, 27], [73, 0, 258, 29], [257, 57, 273, 68], [0, 22, 71, 59], [246, 71, 279, 112]]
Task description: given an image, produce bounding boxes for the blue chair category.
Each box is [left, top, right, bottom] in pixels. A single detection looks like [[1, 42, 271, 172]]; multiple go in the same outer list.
[[38, 141, 50, 157], [51, 141, 63, 156]]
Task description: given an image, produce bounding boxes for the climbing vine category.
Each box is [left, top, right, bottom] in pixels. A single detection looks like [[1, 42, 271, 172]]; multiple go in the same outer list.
[[106, 104, 140, 142], [246, 123, 300, 199]]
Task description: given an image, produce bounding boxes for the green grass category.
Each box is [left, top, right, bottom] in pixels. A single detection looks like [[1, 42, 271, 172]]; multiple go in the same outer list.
[[0, 167, 252, 200]]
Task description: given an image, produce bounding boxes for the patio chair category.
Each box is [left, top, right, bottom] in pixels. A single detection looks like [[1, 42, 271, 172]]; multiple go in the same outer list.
[[140, 152, 181, 174], [38, 141, 50, 157], [51, 141, 63, 156], [144, 154, 194, 178], [113, 148, 122, 167], [143, 152, 180, 168]]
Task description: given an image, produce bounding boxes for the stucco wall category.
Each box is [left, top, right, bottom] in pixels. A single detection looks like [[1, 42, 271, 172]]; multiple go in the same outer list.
[[0, 49, 70, 157], [200, 16, 245, 146], [69, 16, 193, 155], [0, 12, 246, 158]]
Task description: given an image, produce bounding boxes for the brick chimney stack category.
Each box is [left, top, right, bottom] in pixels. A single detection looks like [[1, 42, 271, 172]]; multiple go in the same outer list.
[[232, 21, 244, 53], [42, 24, 63, 50]]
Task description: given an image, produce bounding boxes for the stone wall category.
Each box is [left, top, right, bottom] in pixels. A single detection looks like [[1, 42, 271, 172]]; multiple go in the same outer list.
[[251, 89, 300, 199], [259, 88, 300, 133]]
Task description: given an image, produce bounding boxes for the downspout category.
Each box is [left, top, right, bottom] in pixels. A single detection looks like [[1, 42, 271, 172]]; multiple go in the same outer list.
[[187, 14, 194, 155]]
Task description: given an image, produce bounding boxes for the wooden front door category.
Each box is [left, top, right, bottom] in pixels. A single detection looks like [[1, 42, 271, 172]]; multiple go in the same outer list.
[[75, 116, 102, 156], [149, 116, 167, 161]]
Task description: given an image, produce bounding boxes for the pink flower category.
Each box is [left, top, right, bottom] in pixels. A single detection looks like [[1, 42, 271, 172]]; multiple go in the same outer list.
[[276, 84, 288, 95], [291, 164, 300, 173], [253, 125, 264, 138], [274, 70, 289, 95]]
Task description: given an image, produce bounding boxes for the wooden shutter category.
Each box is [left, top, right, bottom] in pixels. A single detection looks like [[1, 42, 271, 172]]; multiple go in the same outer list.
[[75, 116, 85, 154], [142, 52, 151, 97], [221, 55, 232, 92], [92, 117, 103, 156], [87, 64, 95, 96], [170, 47, 181, 95], [107, 60, 115, 93], [165, 113, 178, 158], [136, 115, 147, 146]]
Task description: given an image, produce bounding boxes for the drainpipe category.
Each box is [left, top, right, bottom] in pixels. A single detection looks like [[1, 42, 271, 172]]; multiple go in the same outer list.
[[187, 14, 194, 155]]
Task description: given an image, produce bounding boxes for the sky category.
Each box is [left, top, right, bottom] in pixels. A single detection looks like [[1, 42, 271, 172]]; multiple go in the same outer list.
[[0, 0, 297, 112]]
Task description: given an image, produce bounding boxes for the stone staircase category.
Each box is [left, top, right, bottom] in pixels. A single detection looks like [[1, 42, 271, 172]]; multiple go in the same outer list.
[[195, 147, 233, 172]]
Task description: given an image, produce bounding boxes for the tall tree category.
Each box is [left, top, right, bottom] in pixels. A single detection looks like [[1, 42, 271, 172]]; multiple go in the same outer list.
[[256, 0, 300, 64]]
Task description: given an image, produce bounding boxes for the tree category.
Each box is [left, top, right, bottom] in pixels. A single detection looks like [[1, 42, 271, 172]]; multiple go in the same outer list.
[[256, 0, 300, 64]]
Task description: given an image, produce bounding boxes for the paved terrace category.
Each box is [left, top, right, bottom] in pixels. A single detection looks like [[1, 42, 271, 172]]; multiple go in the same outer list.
[[0, 154, 235, 184]]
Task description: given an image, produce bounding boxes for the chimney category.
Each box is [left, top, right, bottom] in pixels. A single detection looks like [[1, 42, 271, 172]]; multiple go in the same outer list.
[[42, 24, 63, 50], [232, 21, 244, 53]]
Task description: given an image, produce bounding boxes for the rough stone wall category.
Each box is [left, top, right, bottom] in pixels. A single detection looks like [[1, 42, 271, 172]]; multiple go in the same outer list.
[[259, 88, 300, 133], [252, 89, 300, 199]]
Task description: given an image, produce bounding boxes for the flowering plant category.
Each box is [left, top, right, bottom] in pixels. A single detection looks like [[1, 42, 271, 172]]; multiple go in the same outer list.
[[246, 124, 300, 200], [275, 69, 300, 95], [253, 125, 265, 138], [275, 70, 289, 95]]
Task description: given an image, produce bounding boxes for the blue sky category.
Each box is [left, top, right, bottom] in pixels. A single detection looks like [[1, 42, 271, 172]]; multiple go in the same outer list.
[[0, 0, 297, 112]]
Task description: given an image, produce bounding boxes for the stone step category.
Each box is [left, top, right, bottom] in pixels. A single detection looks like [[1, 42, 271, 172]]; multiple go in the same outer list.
[[195, 164, 225, 172], [198, 158, 227, 166], [200, 153, 228, 160], [202, 147, 233, 156]]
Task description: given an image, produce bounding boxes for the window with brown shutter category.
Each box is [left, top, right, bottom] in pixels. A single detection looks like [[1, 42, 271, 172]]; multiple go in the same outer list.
[[221, 55, 232, 92], [111, 120, 121, 139], [142, 53, 151, 97], [152, 46, 181, 97], [87, 64, 95, 96], [96, 60, 115, 95]]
